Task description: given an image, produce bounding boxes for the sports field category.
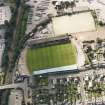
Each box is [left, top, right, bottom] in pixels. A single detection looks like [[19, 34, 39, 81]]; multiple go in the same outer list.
[[52, 12, 95, 35], [26, 43, 76, 73]]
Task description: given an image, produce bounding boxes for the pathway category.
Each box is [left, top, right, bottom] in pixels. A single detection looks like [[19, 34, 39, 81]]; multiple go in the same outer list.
[[72, 38, 85, 68], [18, 47, 30, 76]]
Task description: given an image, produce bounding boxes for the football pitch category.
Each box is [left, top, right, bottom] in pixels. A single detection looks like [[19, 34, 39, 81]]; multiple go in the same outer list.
[[26, 43, 76, 73]]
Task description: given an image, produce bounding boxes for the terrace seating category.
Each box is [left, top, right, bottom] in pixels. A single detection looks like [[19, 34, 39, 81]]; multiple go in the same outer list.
[[27, 35, 71, 48]]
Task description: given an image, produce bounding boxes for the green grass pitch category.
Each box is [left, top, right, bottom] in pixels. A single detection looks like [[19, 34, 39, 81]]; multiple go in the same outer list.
[[26, 43, 76, 73]]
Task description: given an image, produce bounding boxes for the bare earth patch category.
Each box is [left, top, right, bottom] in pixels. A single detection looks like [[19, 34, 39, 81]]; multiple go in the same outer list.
[[52, 12, 96, 36]]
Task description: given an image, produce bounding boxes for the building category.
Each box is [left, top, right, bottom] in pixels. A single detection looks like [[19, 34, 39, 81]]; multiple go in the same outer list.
[[8, 89, 23, 105], [33, 64, 78, 76], [0, 6, 11, 25], [27, 35, 70, 47], [0, 39, 5, 67]]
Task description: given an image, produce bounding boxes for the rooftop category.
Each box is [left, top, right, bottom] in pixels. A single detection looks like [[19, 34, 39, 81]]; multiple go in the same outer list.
[[0, 6, 11, 25], [33, 64, 78, 75]]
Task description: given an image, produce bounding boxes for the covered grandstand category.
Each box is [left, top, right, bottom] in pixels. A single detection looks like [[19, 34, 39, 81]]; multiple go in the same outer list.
[[33, 64, 78, 75], [27, 35, 71, 48]]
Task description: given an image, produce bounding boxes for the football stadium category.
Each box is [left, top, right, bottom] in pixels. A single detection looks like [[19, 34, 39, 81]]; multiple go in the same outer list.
[[26, 12, 96, 75]]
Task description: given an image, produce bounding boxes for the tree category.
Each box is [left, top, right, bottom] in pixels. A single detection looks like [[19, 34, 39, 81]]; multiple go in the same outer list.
[[52, 1, 57, 5], [96, 37, 102, 46], [99, 21, 105, 26], [87, 45, 92, 52], [103, 50, 105, 58], [67, 79, 77, 105], [64, 1, 70, 9], [70, 1, 75, 12]]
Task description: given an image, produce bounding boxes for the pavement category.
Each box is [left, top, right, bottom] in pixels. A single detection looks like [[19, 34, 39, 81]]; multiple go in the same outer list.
[[75, 27, 105, 41], [72, 38, 85, 68]]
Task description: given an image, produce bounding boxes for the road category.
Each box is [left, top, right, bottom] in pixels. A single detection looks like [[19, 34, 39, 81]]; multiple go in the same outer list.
[[48, 66, 105, 105], [5, 0, 24, 84], [0, 0, 25, 105], [79, 72, 87, 105], [0, 78, 30, 105], [0, 83, 24, 90], [0, 4, 51, 105]]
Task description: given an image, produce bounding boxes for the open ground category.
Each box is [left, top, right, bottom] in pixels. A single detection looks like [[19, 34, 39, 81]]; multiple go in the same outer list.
[[52, 12, 96, 36]]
